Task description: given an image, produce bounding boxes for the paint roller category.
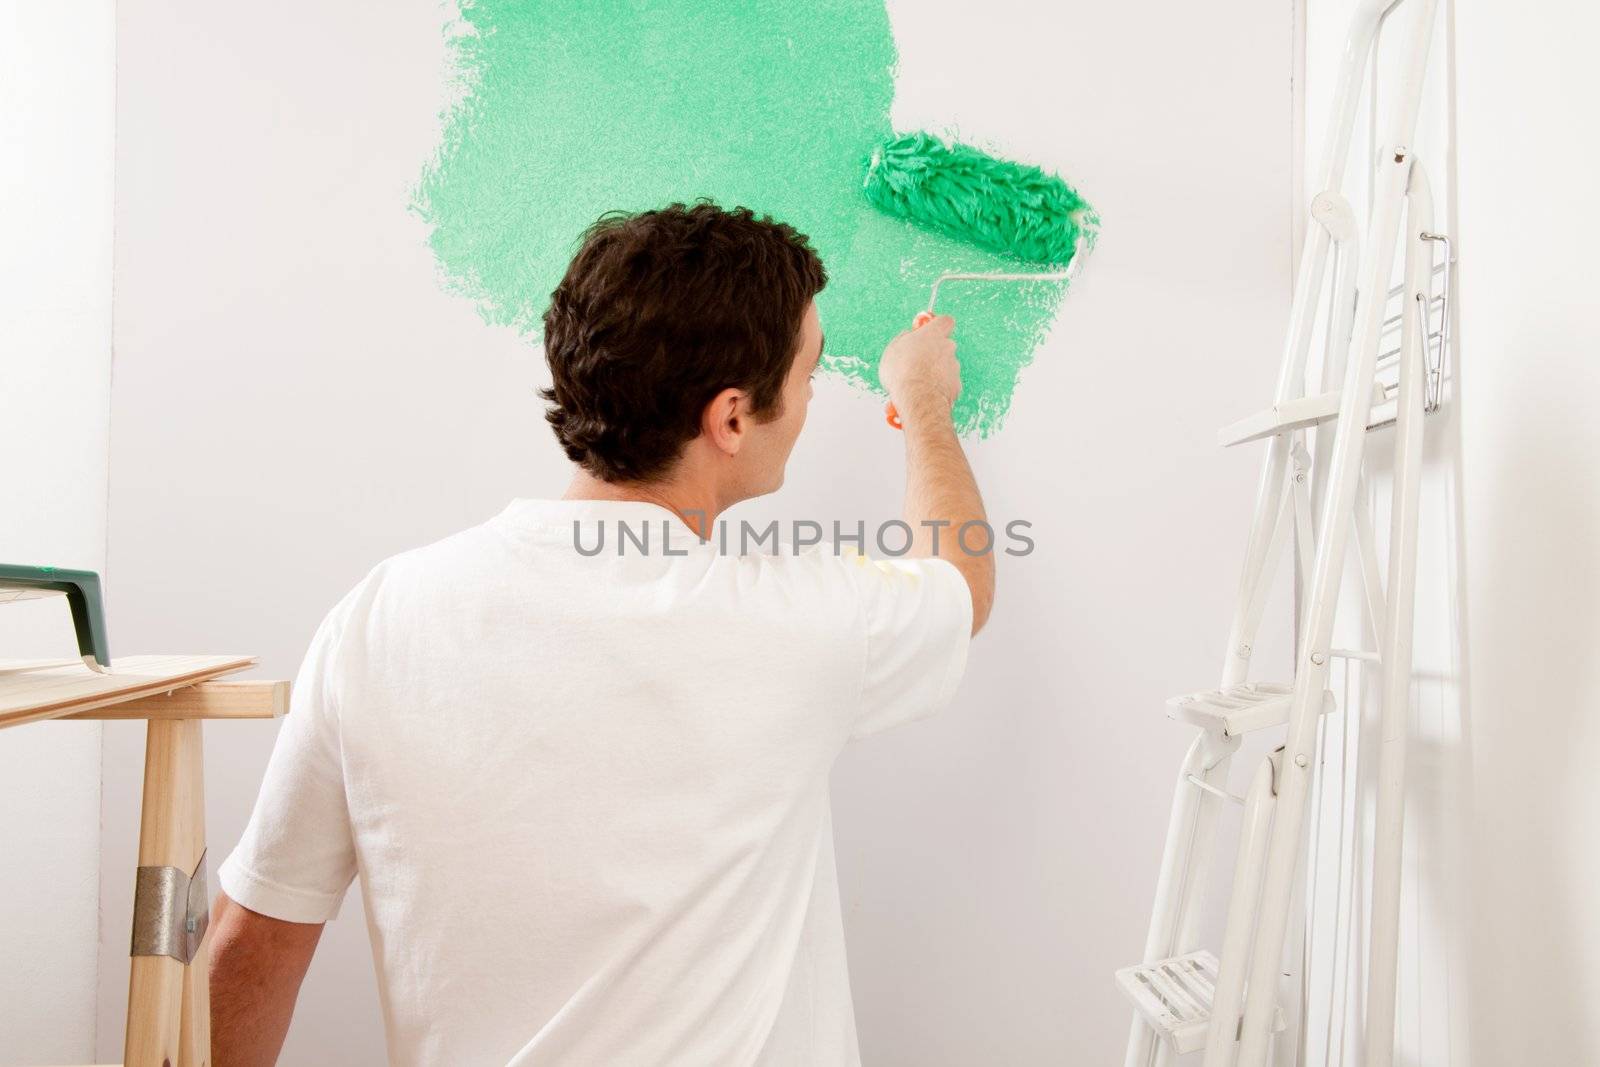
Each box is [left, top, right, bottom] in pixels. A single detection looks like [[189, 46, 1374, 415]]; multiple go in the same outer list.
[[862, 131, 1097, 428]]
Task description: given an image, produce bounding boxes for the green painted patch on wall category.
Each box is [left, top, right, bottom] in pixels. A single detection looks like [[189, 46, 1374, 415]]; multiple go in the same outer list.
[[415, 0, 1085, 436]]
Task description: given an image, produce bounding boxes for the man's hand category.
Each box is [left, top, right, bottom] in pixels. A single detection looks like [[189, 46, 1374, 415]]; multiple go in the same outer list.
[[879, 314, 960, 424], [209, 891, 324, 1067]]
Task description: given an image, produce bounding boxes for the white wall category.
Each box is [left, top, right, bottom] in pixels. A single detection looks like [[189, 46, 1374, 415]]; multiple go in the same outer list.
[[0, 2, 116, 1062], [100, 1, 1291, 1063], [1454, 2, 1600, 1061]]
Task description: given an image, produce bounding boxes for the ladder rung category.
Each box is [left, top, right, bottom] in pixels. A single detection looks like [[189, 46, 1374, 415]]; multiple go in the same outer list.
[[1166, 682, 1331, 737], [1218, 382, 1390, 447], [1115, 950, 1284, 1054]]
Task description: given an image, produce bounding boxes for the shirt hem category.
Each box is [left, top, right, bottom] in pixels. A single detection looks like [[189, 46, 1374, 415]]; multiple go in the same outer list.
[[218, 853, 348, 924]]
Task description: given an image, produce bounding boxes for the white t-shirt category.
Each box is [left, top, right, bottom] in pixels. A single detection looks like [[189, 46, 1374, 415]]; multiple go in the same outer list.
[[220, 498, 972, 1066]]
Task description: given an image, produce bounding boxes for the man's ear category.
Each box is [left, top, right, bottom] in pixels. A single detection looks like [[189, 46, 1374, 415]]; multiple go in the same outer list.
[[701, 387, 747, 458]]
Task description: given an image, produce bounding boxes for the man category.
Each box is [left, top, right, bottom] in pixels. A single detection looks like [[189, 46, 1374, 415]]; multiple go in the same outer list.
[[210, 202, 993, 1065]]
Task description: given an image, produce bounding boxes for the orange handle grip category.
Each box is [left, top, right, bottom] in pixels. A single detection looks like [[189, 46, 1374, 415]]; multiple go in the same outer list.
[[885, 311, 937, 430]]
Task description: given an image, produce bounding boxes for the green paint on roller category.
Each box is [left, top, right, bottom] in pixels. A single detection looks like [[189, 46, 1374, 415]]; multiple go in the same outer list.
[[864, 131, 1098, 267], [415, 1, 1088, 436]]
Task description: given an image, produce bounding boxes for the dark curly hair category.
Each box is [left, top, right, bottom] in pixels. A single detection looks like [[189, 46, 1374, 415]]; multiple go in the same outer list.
[[540, 201, 827, 483]]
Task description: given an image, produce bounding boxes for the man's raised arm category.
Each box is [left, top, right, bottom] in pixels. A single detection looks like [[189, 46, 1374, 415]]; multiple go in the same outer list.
[[879, 314, 995, 634]]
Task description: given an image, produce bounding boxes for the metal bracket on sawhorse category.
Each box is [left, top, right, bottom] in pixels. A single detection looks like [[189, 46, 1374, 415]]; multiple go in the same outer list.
[[132, 849, 209, 964]]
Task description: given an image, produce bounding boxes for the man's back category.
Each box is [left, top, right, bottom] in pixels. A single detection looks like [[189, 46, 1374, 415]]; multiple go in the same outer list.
[[220, 499, 971, 1065]]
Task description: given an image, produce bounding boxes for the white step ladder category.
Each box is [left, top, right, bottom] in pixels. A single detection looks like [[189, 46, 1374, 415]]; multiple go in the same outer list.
[[1118, 1, 1452, 1065]]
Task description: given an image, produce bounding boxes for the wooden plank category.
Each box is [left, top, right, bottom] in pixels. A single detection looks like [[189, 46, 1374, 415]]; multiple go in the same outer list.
[[125, 718, 209, 1067], [65, 679, 289, 721], [0, 655, 256, 729]]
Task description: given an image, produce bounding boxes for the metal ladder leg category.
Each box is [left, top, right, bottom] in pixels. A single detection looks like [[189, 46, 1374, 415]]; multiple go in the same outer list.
[[1126, 730, 1238, 1067], [1233, 161, 1404, 1067], [1123, 185, 1351, 1067], [1362, 162, 1436, 1067], [1201, 751, 1281, 1067], [1236, 154, 1429, 1067]]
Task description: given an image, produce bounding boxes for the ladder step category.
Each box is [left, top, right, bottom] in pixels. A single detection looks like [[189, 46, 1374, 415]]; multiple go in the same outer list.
[[1166, 682, 1331, 737], [1115, 950, 1285, 1054], [1218, 382, 1390, 447]]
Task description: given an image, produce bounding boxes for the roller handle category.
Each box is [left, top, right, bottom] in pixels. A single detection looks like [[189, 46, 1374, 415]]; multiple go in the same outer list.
[[884, 310, 937, 430]]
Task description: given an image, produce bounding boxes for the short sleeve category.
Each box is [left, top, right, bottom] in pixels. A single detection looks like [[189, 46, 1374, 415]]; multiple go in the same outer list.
[[218, 586, 362, 923], [848, 554, 973, 739]]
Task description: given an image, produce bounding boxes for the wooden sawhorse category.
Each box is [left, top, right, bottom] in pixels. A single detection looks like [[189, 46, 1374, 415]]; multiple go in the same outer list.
[[1, 655, 288, 1067]]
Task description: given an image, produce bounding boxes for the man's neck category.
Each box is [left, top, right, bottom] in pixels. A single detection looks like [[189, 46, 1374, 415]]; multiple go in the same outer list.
[[562, 471, 723, 539]]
